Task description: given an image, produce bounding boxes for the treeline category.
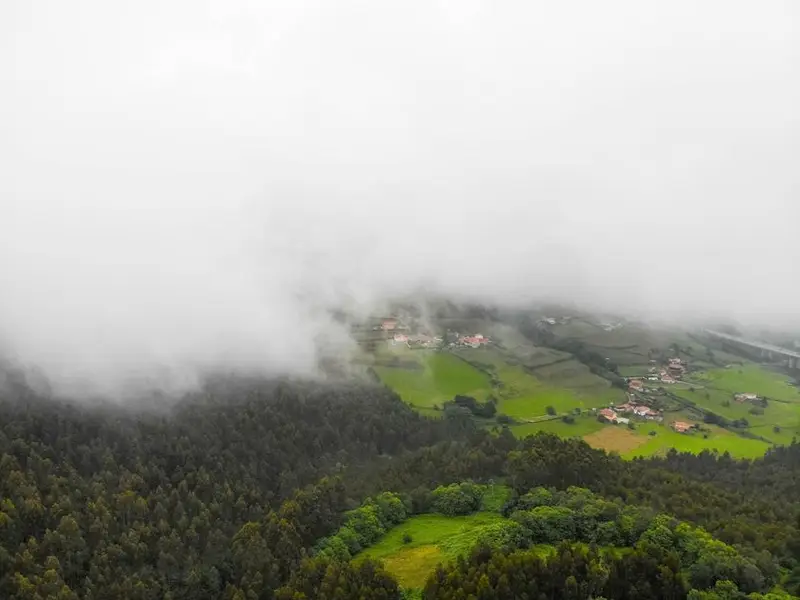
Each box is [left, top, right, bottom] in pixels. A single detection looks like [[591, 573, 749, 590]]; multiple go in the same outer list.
[[0, 379, 470, 599]]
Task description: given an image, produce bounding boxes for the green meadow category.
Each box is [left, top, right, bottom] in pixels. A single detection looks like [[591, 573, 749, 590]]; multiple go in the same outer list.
[[510, 416, 605, 439], [672, 365, 800, 445], [621, 422, 771, 459], [358, 512, 506, 589], [512, 413, 771, 460], [373, 351, 492, 408]]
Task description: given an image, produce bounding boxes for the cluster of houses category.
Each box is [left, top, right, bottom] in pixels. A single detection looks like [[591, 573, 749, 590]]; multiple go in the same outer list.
[[631, 358, 687, 388], [598, 404, 694, 434], [598, 400, 663, 424], [377, 318, 443, 348], [390, 333, 442, 348]]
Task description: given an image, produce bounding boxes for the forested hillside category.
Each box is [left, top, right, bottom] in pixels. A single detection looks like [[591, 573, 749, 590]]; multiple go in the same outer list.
[[1, 378, 800, 598]]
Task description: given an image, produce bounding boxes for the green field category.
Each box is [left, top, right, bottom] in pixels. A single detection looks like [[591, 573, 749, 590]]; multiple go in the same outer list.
[[375, 341, 621, 420], [373, 351, 492, 408], [512, 414, 771, 459], [690, 365, 800, 401], [456, 348, 614, 420], [673, 365, 800, 445], [621, 422, 771, 459], [358, 513, 505, 589], [511, 415, 605, 439]]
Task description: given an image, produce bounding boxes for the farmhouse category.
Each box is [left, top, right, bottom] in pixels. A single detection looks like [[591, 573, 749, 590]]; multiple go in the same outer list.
[[628, 379, 644, 392], [393, 334, 409, 343], [459, 334, 489, 348], [381, 318, 398, 331], [599, 408, 618, 423], [616, 417, 630, 425], [671, 421, 692, 433], [735, 393, 759, 403]]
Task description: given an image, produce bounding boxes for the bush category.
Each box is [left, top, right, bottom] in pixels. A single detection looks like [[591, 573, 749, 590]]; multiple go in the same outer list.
[[546, 406, 557, 416], [496, 413, 514, 425], [315, 492, 410, 560], [649, 431, 657, 436], [561, 415, 575, 424], [402, 532, 412, 544], [431, 482, 485, 516]]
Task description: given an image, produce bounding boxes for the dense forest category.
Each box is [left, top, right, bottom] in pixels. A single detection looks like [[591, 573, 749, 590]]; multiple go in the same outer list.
[[1, 376, 800, 598]]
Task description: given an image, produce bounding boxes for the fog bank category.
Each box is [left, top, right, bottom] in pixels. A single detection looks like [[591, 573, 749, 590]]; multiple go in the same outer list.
[[2, 0, 798, 395]]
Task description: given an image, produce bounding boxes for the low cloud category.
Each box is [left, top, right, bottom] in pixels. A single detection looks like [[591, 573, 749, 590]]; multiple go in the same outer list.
[[1, 0, 798, 396]]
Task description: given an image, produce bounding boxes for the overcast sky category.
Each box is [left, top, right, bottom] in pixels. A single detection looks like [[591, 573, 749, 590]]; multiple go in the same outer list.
[[1, 0, 798, 395]]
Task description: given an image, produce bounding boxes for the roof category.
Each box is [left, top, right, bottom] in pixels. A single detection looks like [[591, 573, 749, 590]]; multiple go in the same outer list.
[[599, 409, 617, 420]]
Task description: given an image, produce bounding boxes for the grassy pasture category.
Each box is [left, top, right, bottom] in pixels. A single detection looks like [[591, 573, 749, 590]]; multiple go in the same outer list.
[[672, 365, 800, 445], [455, 347, 618, 420], [690, 365, 800, 401], [358, 513, 505, 589], [623, 423, 771, 459], [512, 415, 772, 459], [510, 415, 605, 439], [373, 351, 492, 408]]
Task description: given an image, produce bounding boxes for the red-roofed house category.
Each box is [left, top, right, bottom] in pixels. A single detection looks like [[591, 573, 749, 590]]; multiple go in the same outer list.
[[671, 421, 692, 433], [460, 334, 489, 348], [628, 379, 644, 392], [599, 408, 618, 423]]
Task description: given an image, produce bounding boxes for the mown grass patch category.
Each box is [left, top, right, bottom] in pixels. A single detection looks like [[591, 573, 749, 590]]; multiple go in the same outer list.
[[358, 513, 505, 589], [583, 426, 647, 454]]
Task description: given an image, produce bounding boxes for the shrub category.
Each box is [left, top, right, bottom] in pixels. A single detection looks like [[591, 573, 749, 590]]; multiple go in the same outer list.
[[496, 413, 514, 425], [431, 482, 486, 516], [402, 532, 412, 545], [546, 406, 557, 416]]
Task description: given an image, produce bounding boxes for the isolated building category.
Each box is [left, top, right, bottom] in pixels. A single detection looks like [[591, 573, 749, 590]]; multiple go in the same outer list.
[[671, 421, 692, 433], [735, 393, 759, 403]]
